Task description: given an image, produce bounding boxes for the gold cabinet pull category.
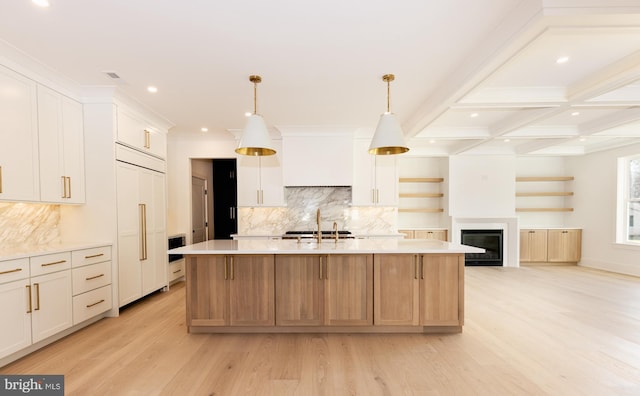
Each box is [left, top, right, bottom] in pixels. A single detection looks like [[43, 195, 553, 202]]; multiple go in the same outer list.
[[319, 256, 323, 280], [26, 285, 32, 313], [85, 273, 105, 281], [224, 256, 228, 280], [42, 260, 67, 267], [34, 283, 40, 311], [61, 176, 67, 198], [144, 130, 151, 149], [172, 269, 182, 274], [86, 299, 105, 308], [230, 256, 234, 280], [139, 204, 147, 260], [324, 255, 328, 280], [420, 255, 424, 280], [0, 268, 22, 276], [85, 253, 104, 259]]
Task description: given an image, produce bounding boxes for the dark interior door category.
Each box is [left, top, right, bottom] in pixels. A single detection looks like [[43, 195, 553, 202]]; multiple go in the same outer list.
[[212, 159, 237, 239]]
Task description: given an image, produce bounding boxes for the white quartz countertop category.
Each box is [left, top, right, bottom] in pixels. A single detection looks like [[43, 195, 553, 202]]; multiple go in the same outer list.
[[170, 238, 484, 255]]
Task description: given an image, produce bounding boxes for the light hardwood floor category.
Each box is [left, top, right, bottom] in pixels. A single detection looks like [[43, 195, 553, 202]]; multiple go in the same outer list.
[[2, 266, 640, 395]]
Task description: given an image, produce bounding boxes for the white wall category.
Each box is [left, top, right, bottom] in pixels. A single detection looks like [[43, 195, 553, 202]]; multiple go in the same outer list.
[[166, 132, 237, 242], [448, 155, 516, 218], [567, 143, 640, 277]]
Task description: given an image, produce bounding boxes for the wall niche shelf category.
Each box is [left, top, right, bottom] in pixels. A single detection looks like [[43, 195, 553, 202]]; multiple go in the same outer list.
[[398, 177, 444, 213], [515, 176, 574, 213]]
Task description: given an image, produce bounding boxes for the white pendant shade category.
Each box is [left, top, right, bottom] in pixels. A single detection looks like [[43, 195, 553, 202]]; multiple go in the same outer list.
[[235, 114, 276, 156], [368, 113, 409, 155]]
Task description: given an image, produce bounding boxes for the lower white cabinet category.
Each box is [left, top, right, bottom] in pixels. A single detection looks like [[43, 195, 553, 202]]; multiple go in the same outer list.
[[0, 245, 112, 362], [0, 272, 32, 358], [30, 269, 73, 343], [168, 258, 185, 283], [71, 246, 113, 325]]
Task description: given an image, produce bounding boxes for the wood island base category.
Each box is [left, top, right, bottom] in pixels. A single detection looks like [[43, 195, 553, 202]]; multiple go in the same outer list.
[[185, 251, 465, 334]]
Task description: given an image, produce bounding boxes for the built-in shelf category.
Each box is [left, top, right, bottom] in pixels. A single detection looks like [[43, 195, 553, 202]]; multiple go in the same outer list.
[[399, 193, 444, 198], [516, 192, 574, 197], [398, 208, 444, 213], [516, 176, 574, 182], [399, 177, 444, 183], [515, 176, 574, 212], [398, 177, 444, 214], [516, 208, 574, 212]]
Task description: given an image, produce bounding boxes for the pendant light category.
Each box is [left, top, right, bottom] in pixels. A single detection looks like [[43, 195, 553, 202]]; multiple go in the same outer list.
[[368, 74, 409, 155], [235, 75, 276, 156]]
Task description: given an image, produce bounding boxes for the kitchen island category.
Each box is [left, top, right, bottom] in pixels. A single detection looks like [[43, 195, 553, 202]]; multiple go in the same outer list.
[[170, 238, 483, 334]]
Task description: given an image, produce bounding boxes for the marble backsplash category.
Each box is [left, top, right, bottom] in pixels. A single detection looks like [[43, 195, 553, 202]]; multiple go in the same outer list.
[[237, 186, 398, 235], [0, 203, 61, 248]]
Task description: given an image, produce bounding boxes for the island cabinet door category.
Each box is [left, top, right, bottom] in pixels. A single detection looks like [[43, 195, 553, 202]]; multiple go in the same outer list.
[[275, 255, 324, 326], [419, 254, 464, 326], [228, 255, 275, 326], [325, 254, 373, 326], [186, 255, 228, 327], [373, 254, 420, 326]]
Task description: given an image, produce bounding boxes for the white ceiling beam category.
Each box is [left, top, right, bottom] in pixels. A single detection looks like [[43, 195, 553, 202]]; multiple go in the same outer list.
[[567, 51, 640, 102], [403, 1, 548, 137], [578, 106, 640, 135]]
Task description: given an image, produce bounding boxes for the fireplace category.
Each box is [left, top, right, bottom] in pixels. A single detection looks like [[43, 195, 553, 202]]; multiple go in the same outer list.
[[461, 229, 503, 266]]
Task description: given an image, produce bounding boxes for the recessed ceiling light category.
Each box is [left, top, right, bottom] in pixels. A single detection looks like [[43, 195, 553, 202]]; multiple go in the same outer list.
[[571, 111, 580, 116], [579, 137, 586, 142], [147, 86, 158, 93], [32, 0, 50, 7], [244, 112, 252, 117], [556, 56, 569, 64], [201, 127, 208, 132], [503, 138, 511, 143], [429, 139, 436, 144], [470, 113, 479, 118]]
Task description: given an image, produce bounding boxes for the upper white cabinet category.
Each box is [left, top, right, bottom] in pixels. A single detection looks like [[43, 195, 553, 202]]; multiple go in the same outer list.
[[237, 140, 284, 206], [0, 65, 40, 202], [352, 139, 398, 206], [116, 106, 166, 159], [281, 133, 353, 187], [37, 85, 85, 203]]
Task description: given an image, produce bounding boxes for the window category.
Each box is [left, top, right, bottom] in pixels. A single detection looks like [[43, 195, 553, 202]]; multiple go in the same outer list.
[[619, 155, 640, 243]]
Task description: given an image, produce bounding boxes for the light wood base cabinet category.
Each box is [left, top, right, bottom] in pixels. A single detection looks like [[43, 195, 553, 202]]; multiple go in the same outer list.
[[187, 253, 462, 334], [520, 228, 581, 264], [374, 254, 463, 327], [186, 255, 275, 328]]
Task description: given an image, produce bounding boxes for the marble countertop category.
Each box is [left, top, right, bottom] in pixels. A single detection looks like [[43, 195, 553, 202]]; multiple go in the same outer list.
[[0, 241, 112, 261], [170, 238, 484, 255]]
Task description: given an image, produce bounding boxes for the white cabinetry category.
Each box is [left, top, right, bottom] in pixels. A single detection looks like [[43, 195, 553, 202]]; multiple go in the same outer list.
[[0, 64, 39, 202], [352, 139, 398, 206], [37, 85, 85, 203], [0, 245, 113, 362], [117, 146, 167, 307], [237, 141, 284, 206], [71, 246, 112, 324], [0, 258, 32, 358], [116, 106, 166, 159]]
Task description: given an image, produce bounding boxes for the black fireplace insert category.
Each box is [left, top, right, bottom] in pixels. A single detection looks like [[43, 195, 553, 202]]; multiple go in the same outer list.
[[461, 229, 503, 266]]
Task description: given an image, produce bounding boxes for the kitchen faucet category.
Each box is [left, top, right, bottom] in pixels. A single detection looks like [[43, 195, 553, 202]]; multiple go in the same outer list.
[[316, 208, 321, 243]]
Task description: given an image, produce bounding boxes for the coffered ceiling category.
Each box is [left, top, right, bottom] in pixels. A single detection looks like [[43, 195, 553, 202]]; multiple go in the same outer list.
[[1, 0, 639, 156]]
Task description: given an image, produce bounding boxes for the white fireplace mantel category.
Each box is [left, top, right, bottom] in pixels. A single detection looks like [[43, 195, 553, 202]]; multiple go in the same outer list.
[[450, 217, 519, 267]]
